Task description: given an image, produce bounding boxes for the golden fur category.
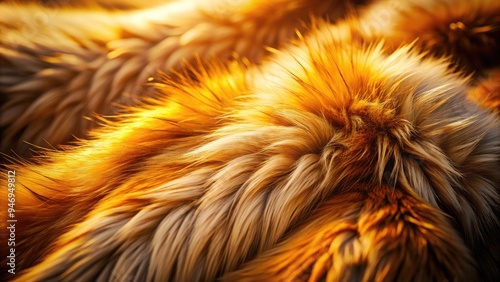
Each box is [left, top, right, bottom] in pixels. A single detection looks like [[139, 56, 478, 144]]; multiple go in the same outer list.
[[4, 0, 498, 160], [0, 0, 365, 158], [380, 0, 500, 76], [1, 16, 499, 281], [7, 0, 173, 9]]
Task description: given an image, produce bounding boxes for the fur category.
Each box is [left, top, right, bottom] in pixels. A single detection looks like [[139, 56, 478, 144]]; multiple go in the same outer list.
[[1, 18, 499, 281], [0, 0, 365, 158], [334, 0, 500, 76], [221, 187, 477, 281], [469, 68, 500, 114], [380, 0, 500, 76], [4, 0, 498, 159], [6, 0, 174, 10]]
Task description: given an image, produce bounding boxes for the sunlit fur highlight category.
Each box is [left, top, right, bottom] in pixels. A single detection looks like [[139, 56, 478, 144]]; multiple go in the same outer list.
[[8, 0, 173, 9], [0, 0, 363, 158], [1, 19, 498, 281]]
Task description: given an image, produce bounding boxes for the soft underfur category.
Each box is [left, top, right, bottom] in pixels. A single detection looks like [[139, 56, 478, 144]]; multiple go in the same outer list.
[[1, 16, 499, 281]]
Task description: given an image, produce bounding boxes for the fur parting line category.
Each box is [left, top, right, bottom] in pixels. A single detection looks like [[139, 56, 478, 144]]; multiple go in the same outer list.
[[1, 20, 498, 281], [0, 0, 365, 159]]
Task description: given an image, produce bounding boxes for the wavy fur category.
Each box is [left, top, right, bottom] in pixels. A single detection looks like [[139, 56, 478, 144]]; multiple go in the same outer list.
[[0, 0, 364, 158], [1, 19, 499, 281]]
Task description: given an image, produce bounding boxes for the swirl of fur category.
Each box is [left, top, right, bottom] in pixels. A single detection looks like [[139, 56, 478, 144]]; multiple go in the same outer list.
[[1, 19, 498, 281]]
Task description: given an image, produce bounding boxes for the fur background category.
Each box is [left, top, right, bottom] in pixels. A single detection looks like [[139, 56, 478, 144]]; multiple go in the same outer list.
[[0, 0, 499, 281]]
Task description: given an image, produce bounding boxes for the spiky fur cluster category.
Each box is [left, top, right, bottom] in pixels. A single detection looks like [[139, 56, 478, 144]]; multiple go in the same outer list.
[[0, 0, 499, 281]]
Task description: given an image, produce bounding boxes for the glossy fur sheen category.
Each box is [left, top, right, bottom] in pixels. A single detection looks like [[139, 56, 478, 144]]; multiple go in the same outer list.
[[0, 0, 364, 158], [1, 18, 499, 281]]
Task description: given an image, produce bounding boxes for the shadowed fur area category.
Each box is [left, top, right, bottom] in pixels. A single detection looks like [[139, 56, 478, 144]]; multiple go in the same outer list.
[[221, 187, 476, 281], [331, 0, 500, 77], [1, 16, 499, 281]]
